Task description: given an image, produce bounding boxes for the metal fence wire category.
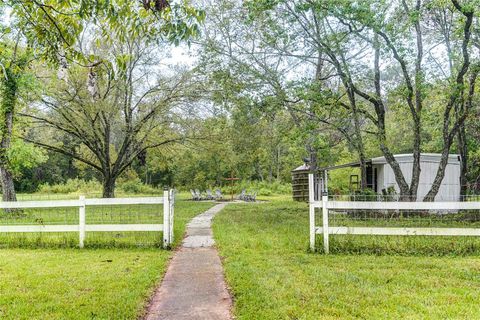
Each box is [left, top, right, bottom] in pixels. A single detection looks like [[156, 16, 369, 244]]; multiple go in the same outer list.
[[0, 194, 172, 249], [308, 173, 480, 253], [326, 194, 480, 228], [327, 207, 480, 229]]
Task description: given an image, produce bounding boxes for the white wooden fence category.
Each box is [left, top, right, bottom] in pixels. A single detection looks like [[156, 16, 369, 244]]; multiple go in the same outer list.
[[308, 174, 480, 253], [0, 189, 175, 248]]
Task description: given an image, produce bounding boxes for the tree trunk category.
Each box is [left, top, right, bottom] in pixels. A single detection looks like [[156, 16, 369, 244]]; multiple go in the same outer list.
[[268, 163, 273, 183], [351, 101, 367, 190], [358, 152, 368, 190], [458, 125, 468, 200], [102, 176, 116, 198], [276, 145, 281, 182], [379, 141, 410, 199], [423, 147, 451, 202], [409, 117, 422, 201], [0, 69, 18, 202], [308, 145, 317, 172], [0, 166, 16, 202], [377, 113, 410, 199]]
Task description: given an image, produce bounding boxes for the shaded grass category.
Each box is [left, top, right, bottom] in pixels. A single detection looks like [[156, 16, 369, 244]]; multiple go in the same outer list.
[[213, 201, 480, 319], [0, 199, 215, 319]]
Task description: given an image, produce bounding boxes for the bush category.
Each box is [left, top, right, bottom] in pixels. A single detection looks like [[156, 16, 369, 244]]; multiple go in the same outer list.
[[216, 180, 291, 196], [38, 179, 102, 194], [258, 188, 272, 196], [38, 178, 160, 195], [118, 178, 160, 194]]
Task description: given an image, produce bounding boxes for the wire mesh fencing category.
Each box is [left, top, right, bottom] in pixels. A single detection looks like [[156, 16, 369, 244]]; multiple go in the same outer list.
[[311, 199, 480, 255], [308, 174, 480, 254], [0, 192, 174, 249], [327, 202, 480, 229]]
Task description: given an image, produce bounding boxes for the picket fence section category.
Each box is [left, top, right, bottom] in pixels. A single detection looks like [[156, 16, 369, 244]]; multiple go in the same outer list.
[[0, 189, 175, 248], [308, 174, 480, 253]]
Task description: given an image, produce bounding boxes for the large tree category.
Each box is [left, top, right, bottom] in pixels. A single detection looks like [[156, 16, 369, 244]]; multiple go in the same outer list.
[[24, 29, 198, 197], [199, 0, 354, 185], [245, 0, 479, 200], [0, 0, 203, 199]]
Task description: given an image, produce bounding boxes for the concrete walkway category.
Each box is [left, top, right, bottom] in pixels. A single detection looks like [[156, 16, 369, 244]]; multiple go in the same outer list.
[[144, 203, 232, 320]]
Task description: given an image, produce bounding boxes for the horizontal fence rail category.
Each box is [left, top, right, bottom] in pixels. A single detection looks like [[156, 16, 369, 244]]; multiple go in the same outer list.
[[308, 174, 480, 253], [0, 189, 175, 248], [310, 200, 480, 211]]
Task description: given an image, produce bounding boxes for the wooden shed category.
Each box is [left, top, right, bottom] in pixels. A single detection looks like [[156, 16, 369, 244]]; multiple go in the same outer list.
[[291, 164, 310, 202]]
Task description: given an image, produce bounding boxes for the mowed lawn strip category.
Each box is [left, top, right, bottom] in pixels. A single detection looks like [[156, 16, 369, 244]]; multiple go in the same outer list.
[[0, 249, 168, 319], [213, 201, 480, 319], [0, 198, 214, 319]]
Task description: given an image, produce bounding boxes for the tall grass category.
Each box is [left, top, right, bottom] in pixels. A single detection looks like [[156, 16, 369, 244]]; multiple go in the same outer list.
[[38, 178, 161, 196], [183, 180, 291, 196]]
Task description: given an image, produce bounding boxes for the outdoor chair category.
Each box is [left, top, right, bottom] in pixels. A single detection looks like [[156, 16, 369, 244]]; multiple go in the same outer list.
[[245, 191, 257, 202], [206, 189, 215, 200], [194, 189, 203, 200], [215, 189, 223, 200], [238, 189, 246, 201], [190, 189, 199, 201]]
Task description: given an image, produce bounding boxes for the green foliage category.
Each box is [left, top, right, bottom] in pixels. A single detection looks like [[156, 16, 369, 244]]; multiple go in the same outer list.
[[5, 0, 205, 63], [38, 178, 102, 194], [37, 177, 162, 195], [234, 180, 291, 195], [118, 177, 160, 194], [7, 140, 47, 177]]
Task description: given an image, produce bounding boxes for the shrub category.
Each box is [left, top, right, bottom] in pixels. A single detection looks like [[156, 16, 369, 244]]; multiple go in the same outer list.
[[118, 178, 159, 194], [38, 178, 160, 195], [38, 179, 102, 194], [258, 188, 272, 196]]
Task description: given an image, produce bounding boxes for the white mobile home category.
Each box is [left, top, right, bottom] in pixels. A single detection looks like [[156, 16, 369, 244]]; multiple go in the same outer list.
[[316, 153, 461, 201]]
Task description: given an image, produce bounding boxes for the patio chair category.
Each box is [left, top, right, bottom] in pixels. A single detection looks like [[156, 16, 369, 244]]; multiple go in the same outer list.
[[215, 189, 223, 200], [244, 191, 256, 202], [206, 189, 215, 200], [190, 189, 199, 201], [195, 189, 203, 200], [238, 189, 246, 201]]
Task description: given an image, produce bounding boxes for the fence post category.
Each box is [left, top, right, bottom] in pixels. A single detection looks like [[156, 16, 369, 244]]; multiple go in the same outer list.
[[308, 173, 315, 252], [79, 195, 86, 249], [163, 188, 170, 248], [169, 189, 174, 244], [322, 194, 329, 254]]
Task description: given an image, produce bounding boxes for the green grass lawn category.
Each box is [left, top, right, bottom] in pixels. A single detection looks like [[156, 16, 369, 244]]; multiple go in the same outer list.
[[213, 200, 480, 319], [0, 197, 214, 319]]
